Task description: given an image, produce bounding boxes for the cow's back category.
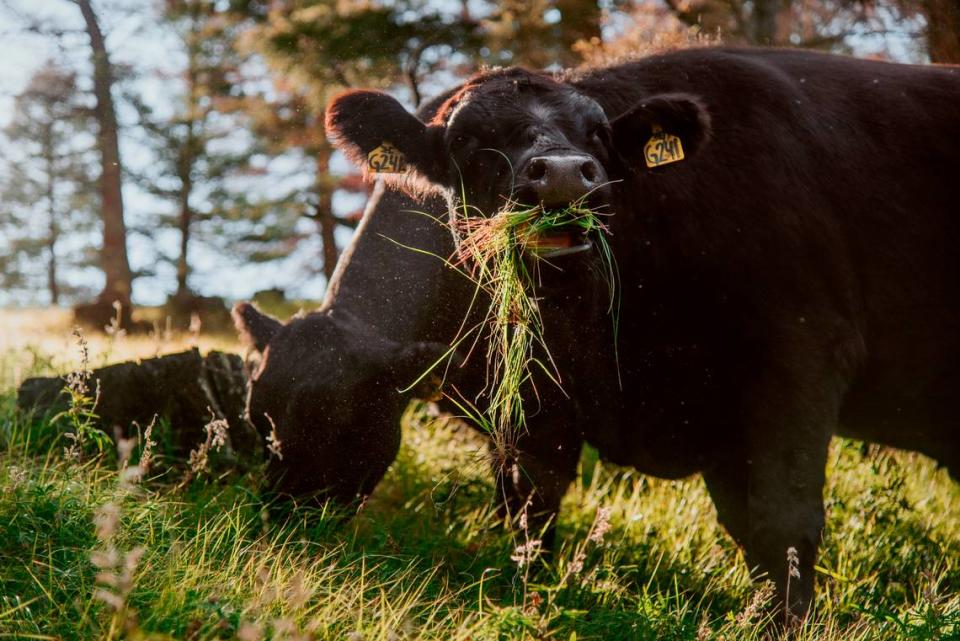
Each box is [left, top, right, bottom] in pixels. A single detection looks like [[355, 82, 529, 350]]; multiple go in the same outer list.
[[728, 52, 960, 454], [783, 54, 960, 451]]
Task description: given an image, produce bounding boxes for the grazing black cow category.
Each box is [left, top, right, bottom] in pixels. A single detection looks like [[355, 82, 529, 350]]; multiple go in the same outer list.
[[325, 47, 960, 619], [233, 87, 498, 508], [233, 183, 476, 505]]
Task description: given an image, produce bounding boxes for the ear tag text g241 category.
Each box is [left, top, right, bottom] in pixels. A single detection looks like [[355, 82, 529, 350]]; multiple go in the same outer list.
[[644, 125, 685, 168], [367, 142, 406, 173]]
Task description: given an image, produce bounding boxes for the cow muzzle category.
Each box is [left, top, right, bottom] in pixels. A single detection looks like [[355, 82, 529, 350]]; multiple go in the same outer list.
[[521, 154, 607, 209]]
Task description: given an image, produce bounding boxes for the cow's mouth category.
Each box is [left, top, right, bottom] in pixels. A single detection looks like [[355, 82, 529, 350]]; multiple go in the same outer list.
[[527, 229, 593, 259]]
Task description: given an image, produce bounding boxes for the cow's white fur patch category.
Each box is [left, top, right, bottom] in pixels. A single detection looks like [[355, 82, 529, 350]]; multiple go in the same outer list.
[[530, 103, 554, 123]]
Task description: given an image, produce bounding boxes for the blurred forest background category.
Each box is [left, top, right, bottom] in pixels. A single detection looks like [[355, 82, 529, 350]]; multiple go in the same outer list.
[[0, 0, 956, 327]]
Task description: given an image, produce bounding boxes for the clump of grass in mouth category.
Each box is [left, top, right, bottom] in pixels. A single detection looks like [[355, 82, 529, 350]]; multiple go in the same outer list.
[[447, 198, 619, 469]]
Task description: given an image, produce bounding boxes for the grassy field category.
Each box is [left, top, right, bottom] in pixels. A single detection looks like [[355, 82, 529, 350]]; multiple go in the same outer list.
[[0, 309, 958, 640]]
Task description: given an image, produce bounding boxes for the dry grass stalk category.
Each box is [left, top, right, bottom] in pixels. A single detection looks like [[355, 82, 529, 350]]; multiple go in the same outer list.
[[785, 546, 802, 626], [61, 326, 107, 460], [180, 409, 230, 487], [559, 505, 613, 587], [91, 501, 144, 637], [735, 580, 776, 628], [237, 622, 264, 641], [104, 300, 127, 341], [135, 414, 157, 474], [264, 412, 283, 460], [189, 312, 202, 347]]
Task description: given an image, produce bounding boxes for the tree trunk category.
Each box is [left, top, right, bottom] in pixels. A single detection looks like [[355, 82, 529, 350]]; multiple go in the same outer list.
[[176, 121, 196, 298], [177, 187, 192, 298], [76, 0, 133, 312], [750, 0, 781, 45], [42, 121, 60, 306], [176, 1, 202, 300], [47, 234, 59, 305], [923, 0, 960, 63], [315, 149, 339, 283]]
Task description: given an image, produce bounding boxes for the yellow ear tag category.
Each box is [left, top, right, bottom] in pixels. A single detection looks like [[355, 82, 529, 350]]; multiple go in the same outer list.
[[644, 125, 685, 168], [367, 142, 406, 173]]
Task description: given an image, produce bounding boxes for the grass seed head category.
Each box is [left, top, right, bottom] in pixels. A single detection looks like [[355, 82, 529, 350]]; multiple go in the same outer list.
[[736, 580, 775, 627], [588, 506, 612, 544], [237, 622, 264, 641], [135, 415, 158, 473]]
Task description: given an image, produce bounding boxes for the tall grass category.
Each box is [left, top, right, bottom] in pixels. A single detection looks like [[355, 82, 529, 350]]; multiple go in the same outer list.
[[446, 199, 618, 473], [1, 313, 958, 640]]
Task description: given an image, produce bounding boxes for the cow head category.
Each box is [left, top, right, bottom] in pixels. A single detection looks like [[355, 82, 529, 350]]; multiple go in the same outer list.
[[325, 68, 711, 220], [233, 302, 448, 506]]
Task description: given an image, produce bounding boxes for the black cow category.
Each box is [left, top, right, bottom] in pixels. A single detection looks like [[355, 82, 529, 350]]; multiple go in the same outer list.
[[233, 88, 492, 509], [325, 47, 960, 619], [232, 185, 467, 505]]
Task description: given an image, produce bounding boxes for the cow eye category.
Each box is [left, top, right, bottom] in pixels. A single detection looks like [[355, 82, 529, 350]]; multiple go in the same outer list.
[[589, 123, 607, 145], [453, 134, 478, 150]]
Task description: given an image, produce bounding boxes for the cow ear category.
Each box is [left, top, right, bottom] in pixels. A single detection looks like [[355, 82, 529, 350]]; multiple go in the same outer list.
[[232, 302, 281, 352], [325, 90, 447, 190], [609, 93, 711, 170]]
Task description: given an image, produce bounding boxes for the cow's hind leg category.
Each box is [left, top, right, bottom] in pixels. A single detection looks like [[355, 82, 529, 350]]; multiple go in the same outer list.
[[739, 340, 847, 625], [703, 457, 749, 547], [744, 430, 831, 626]]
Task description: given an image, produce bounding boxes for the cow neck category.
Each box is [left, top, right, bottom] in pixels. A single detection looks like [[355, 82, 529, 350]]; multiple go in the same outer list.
[[319, 181, 470, 345]]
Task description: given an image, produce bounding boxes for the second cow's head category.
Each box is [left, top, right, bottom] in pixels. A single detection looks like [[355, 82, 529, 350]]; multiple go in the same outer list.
[[326, 67, 710, 218]]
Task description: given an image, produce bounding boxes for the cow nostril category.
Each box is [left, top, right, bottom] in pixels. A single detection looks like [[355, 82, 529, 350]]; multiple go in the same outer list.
[[580, 160, 599, 183], [527, 158, 547, 181]]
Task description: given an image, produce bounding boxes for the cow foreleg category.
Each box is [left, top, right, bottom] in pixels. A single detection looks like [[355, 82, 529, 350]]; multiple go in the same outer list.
[[492, 424, 583, 551]]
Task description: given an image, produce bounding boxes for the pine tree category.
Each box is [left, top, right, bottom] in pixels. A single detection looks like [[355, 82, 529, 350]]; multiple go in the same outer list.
[[0, 62, 99, 305], [131, 0, 257, 305], [219, 0, 484, 284]]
